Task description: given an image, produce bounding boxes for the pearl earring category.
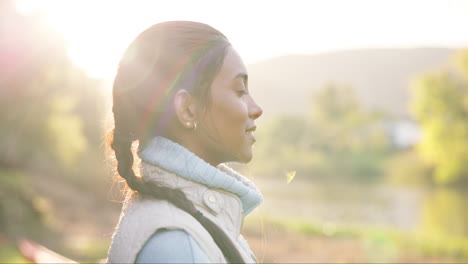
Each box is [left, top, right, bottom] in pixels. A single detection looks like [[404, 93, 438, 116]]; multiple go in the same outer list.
[[185, 122, 197, 131]]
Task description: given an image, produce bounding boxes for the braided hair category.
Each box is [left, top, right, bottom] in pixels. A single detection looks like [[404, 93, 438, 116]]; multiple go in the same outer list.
[[109, 21, 245, 263]]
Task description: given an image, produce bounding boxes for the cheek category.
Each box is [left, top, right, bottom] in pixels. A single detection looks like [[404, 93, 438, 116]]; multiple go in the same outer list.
[[212, 96, 248, 138]]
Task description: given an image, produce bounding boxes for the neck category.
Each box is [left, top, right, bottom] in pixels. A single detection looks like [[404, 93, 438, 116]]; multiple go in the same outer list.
[[138, 136, 263, 215], [161, 129, 224, 167]]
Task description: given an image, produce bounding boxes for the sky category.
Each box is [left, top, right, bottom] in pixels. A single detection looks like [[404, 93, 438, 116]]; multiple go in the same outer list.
[[15, 0, 468, 80]]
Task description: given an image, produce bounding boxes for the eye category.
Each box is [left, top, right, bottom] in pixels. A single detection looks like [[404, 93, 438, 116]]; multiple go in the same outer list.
[[236, 89, 248, 96], [235, 82, 249, 96]]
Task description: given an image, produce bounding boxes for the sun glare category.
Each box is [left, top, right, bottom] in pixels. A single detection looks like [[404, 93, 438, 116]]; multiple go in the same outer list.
[[15, 0, 152, 80], [14, 0, 468, 81]]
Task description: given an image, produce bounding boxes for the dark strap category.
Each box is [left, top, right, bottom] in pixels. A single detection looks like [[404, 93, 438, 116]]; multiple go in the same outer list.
[[193, 210, 204, 220]]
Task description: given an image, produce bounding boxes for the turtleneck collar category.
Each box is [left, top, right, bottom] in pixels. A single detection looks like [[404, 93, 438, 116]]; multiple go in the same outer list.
[[137, 136, 263, 215]]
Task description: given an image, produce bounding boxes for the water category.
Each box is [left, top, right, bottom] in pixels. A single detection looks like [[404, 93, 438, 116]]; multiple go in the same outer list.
[[253, 177, 468, 237]]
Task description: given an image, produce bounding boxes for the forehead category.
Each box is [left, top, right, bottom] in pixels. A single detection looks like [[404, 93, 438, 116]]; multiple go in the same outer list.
[[214, 46, 247, 82]]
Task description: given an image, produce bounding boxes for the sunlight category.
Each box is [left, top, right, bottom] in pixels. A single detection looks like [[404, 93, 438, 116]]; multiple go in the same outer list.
[[5, 1, 468, 263], [14, 0, 468, 81], [15, 0, 152, 79]]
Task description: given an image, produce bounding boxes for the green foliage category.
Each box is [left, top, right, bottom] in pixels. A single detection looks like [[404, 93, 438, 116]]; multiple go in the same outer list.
[[363, 231, 400, 262], [0, 170, 46, 239], [0, 3, 108, 261], [454, 50, 468, 81], [419, 188, 468, 237], [385, 150, 432, 185], [244, 215, 468, 261], [46, 95, 88, 167], [411, 50, 468, 185], [252, 116, 317, 177], [307, 85, 393, 180], [0, 240, 29, 263], [251, 84, 392, 180]]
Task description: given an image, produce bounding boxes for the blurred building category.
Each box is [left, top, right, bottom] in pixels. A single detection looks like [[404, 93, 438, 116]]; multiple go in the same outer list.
[[385, 119, 421, 149]]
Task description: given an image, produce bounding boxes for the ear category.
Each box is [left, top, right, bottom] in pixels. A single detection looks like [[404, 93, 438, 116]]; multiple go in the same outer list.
[[173, 89, 198, 129]]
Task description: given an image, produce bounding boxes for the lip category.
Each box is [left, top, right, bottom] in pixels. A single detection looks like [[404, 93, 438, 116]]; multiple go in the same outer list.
[[246, 126, 256, 132], [245, 131, 256, 142], [245, 126, 257, 142]]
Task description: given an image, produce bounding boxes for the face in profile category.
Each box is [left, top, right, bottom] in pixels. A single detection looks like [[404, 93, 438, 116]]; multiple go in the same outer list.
[[196, 46, 263, 165]]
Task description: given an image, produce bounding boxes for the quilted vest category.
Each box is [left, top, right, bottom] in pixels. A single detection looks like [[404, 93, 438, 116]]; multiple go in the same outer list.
[[106, 164, 258, 263]]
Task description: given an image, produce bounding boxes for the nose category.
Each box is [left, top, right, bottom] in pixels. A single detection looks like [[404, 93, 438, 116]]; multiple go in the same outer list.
[[248, 96, 263, 120]]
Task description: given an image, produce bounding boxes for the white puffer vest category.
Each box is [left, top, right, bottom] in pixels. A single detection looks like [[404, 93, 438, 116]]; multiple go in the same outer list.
[[107, 137, 262, 263]]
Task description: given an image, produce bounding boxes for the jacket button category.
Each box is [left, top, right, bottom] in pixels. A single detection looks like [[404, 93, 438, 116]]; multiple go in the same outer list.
[[203, 191, 221, 215], [208, 194, 216, 203]]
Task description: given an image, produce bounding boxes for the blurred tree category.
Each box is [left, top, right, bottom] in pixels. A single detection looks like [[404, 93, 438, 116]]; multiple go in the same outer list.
[[251, 84, 392, 180], [411, 50, 468, 185], [0, 1, 106, 169], [251, 115, 317, 177], [0, 1, 108, 261], [419, 188, 468, 237], [454, 50, 468, 81], [306, 84, 391, 179], [384, 149, 432, 185], [46, 95, 88, 167], [0, 2, 77, 168]]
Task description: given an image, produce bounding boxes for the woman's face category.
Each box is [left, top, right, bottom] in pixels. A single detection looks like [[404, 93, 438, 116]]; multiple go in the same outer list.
[[196, 46, 263, 165]]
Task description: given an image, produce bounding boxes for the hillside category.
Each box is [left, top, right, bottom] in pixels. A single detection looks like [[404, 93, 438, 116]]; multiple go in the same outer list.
[[247, 48, 454, 119]]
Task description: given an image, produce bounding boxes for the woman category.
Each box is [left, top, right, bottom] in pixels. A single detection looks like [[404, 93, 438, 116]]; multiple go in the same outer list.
[[106, 21, 263, 263]]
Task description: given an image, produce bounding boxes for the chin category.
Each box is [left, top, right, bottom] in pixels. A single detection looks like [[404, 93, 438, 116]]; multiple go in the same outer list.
[[237, 151, 253, 164]]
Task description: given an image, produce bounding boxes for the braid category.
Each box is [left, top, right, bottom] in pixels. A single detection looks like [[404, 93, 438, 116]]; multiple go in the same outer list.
[[109, 21, 248, 264], [110, 131, 245, 263]]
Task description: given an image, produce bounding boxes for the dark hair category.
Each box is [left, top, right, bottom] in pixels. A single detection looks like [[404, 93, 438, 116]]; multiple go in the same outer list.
[[109, 21, 245, 263]]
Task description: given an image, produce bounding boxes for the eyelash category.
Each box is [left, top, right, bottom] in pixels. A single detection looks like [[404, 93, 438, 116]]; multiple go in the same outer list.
[[236, 90, 248, 96]]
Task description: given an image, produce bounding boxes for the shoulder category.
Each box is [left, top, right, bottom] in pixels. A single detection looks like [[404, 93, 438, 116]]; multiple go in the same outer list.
[[135, 229, 211, 264], [108, 196, 225, 263]]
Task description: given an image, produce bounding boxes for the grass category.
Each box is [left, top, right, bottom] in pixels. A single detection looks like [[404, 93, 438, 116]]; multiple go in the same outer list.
[[0, 240, 29, 263], [244, 215, 468, 262]]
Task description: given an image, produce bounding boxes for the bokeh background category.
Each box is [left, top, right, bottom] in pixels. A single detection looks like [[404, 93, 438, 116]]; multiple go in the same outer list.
[[2, 0, 468, 262]]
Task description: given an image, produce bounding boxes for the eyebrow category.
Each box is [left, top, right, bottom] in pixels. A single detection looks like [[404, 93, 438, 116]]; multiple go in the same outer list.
[[234, 72, 248, 82]]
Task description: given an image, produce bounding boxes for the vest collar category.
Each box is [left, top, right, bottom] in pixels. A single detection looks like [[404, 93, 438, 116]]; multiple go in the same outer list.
[[138, 136, 263, 215]]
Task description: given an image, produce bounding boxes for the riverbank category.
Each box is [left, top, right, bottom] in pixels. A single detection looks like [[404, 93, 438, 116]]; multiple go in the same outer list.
[[243, 216, 468, 263]]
